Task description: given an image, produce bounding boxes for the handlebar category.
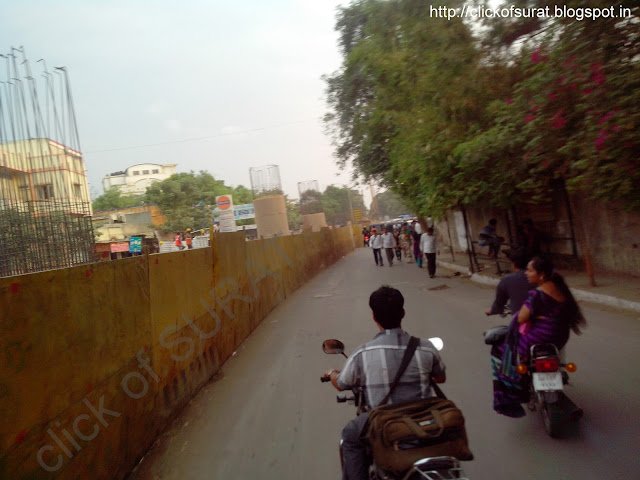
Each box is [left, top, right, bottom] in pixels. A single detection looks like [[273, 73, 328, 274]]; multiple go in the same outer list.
[[320, 375, 331, 383]]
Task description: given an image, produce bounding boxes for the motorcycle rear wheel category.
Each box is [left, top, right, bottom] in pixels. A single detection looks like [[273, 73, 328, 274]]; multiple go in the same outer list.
[[541, 402, 564, 437]]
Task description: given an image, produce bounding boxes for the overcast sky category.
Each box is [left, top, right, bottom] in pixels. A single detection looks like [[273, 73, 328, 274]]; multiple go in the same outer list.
[[1, 0, 360, 201]]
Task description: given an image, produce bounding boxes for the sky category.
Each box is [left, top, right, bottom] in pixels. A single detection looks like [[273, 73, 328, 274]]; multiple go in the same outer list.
[[0, 0, 362, 201]]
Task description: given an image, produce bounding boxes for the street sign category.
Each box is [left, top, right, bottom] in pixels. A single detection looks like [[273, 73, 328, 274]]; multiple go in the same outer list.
[[353, 209, 362, 222]]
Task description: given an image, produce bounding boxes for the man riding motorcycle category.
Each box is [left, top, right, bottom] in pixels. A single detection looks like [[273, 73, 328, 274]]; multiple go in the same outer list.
[[323, 285, 446, 480], [486, 249, 534, 316]]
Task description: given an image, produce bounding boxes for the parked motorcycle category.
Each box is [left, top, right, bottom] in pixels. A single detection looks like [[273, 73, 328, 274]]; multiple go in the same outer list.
[[321, 338, 469, 480]]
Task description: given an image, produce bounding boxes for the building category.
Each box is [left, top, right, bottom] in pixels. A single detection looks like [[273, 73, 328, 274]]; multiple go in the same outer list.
[[0, 138, 91, 214], [102, 163, 176, 195], [0, 138, 94, 277]]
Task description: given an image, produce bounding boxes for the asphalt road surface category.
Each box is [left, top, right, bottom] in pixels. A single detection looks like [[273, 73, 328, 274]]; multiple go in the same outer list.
[[127, 248, 640, 480]]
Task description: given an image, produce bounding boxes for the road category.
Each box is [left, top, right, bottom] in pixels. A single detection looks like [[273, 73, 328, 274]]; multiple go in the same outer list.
[[127, 248, 640, 480]]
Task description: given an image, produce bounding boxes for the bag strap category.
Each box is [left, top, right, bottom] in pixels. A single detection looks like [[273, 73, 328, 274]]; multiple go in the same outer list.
[[379, 336, 420, 406], [431, 382, 447, 400]]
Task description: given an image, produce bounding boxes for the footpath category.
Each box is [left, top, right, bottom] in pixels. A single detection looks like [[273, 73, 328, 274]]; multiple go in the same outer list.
[[436, 251, 640, 314]]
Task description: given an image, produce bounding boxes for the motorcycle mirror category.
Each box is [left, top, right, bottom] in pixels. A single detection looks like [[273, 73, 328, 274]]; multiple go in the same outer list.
[[322, 339, 345, 355], [428, 337, 443, 351]]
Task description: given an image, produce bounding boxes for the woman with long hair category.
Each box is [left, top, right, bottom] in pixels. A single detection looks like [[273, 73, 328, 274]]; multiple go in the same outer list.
[[491, 256, 586, 417]]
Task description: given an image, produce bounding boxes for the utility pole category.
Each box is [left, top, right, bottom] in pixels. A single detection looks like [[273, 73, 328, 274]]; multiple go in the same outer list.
[[369, 183, 378, 220]]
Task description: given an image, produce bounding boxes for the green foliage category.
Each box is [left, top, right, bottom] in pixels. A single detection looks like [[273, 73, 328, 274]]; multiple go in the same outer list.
[[300, 190, 324, 215], [298, 186, 367, 224], [144, 171, 252, 232], [285, 196, 302, 231], [92, 187, 144, 212], [373, 190, 411, 219], [325, 0, 640, 214]]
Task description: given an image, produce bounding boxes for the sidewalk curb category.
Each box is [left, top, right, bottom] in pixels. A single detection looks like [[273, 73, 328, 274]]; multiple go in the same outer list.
[[437, 260, 640, 314]]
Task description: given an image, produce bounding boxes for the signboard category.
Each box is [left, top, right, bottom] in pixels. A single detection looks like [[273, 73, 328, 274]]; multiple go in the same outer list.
[[234, 203, 255, 221], [216, 195, 232, 211], [215, 194, 237, 232], [352, 209, 362, 222], [110, 242, 130, 253], [129, 236, 142, 253], [95, 243, 111, 253]]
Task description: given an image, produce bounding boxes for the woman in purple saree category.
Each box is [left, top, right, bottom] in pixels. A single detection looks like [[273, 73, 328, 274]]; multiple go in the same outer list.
[[491, 256, 586, 417]]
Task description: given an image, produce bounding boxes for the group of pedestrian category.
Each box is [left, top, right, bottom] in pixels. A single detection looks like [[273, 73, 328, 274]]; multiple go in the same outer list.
[[174, 229, 194, 250], [367, 221, 439, 278]]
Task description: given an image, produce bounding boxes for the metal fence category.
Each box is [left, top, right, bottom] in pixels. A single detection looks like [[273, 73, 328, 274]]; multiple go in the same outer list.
[[0, 47, 95, 278]]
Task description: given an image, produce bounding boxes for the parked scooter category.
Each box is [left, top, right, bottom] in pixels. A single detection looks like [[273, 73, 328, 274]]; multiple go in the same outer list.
[[321, 338, 469, 480]]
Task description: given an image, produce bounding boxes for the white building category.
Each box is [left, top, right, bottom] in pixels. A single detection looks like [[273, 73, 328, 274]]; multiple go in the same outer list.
[[102, 163, 176, 195]]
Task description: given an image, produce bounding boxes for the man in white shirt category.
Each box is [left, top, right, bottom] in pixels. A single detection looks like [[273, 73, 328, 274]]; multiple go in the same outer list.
[[381, 227, 397, 267], [420, 227, 438, 278], [370, 228, 384, 266]]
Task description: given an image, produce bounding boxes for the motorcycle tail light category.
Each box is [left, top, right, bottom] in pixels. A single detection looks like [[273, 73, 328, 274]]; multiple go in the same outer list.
[[566, 362, 577, 373], [535, 358, 559, 372], [516, 364, 528, 374]]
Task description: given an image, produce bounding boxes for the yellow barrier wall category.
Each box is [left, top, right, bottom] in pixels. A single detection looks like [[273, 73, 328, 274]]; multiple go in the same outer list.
[[0, 227, 355, 479]]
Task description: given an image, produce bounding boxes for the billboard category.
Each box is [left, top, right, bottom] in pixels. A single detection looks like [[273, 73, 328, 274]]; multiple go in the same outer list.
[[234, 203, 255, 221]]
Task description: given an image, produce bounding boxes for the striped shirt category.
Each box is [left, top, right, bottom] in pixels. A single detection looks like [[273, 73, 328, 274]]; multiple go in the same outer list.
[[337, 328, 445, 408]]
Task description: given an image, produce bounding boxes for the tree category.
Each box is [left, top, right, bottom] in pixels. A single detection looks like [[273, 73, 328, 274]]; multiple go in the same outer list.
[[374, 190, 411, 219], [324, 0, 494, 218], [232, 185, 254, 205], [479, 1, 640, 210], [144, 171, 229, 232], [299, 190, 324, 215], [92, 187, 144, 212], [325, 0, 640, 218], [321, 185, 367, 225], [285, 196, 302, 231]]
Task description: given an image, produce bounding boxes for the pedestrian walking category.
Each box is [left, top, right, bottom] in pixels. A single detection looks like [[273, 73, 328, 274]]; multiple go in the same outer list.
[[411, 221, 422, 268], [420, 227, 438, 278], [382, 227, 397, 267], [393, 227, 402, 262], [399, 224, 414, 263], [370, 228, 384, 266]]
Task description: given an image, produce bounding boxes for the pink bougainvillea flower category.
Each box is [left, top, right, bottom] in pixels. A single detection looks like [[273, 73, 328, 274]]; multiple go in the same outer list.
[[531, 49, 549, 64], [583, 88, 593, 95], [525, 115, 536, 123], [595, 130, 607, 150], [598, 111, 615, 124], [612, 125, 622, 132], [505, 98, 513, 105], [548, 92, 557, 101], [541, 160, 550, 167], [591, 63, 606, 86], [553, 117, 567, 129]]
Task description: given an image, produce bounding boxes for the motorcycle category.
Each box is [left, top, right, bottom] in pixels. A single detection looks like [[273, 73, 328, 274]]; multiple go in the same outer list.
[[517, 343, 583, 437], [321, 338, 469, 480], [486, 308, 583, 437]]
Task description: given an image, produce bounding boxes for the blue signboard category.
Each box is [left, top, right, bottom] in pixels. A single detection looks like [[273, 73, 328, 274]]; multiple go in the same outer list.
[[234, 204, 255, 220], [129, 236, 142, 253]]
